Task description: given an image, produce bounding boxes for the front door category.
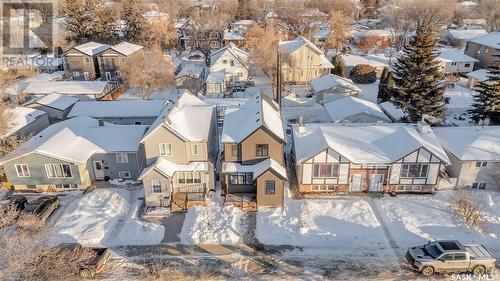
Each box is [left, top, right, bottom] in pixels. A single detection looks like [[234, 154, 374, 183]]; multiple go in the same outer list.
[[92, 161, 104, 180], [350, 174, 362, 192], [369, 174, 384, 192], [105, 72, 112, 80]]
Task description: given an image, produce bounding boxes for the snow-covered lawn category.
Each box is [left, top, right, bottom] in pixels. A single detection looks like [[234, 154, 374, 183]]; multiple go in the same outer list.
[[180, 199, 247, 245], [256, 197, 391, 252], [375, 190, 500, 255], [53, 187, 164, 247]]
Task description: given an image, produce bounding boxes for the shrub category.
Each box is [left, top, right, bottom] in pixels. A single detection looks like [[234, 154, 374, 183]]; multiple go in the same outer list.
[[453, 188, 482, 228], [350, 64, 377, 84]]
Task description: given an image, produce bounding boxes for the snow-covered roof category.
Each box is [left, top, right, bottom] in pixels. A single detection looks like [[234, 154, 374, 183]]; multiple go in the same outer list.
[[68, 100, 168, 119], [139, 157, 208, 179], [292, 123, 450, 165], [206, 71, 225, 83], [380, 101, 405, 121], [201, 97, 250, 108], [467, 32, 500, 49], [340, 54, 389, 68], [141, 91, 214, 142], [22, 81, 109, 96], [177, 61, 205, 78], [434, 126, 500, 161], [73, 41, 111, 56], [222, 93, 285, 144], [437, 50, 479, 63], [110, 42, 143, 56], [210, 43, 249, 68], [2, 107, 47, 138], [353, 29, 393, 38], [1, 117, 147, 164], [31, 93, 78, 110], [222, 158, 287, 179], [446, 29, 487, 40], [309, 74, 361, 93], [223, 30, 245, 41], [467, 69, 490, 82], [324, 96, 391, 123]]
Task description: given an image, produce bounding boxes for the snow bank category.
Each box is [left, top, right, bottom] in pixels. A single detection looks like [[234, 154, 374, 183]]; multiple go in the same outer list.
[[180, 199, 247, 245], [257, 198, 388, 250], [376, 190, 500, 256], [54, 188, 164, 247]]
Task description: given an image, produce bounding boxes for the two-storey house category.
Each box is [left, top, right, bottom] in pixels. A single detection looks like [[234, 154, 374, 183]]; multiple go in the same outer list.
[[292, 122, 450, 195], [434, 126, 500, 190], [0, 117, 147, 192], [63, 42, 111, 80], [206, 43, 250, 95], [221, 94, 286, 209], [464, 32, 500, 70], [97, 42, 144, 81], [138, 91, 217, 211], [278, 36, 334, 84]]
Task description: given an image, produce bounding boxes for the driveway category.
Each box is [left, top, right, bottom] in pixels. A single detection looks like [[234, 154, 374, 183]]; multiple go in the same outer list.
[[145, 213, 186, 244]]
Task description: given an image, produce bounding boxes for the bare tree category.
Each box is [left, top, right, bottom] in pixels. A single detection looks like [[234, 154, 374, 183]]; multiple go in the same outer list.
[[475, 0, 500, 32], [305, 0, 356, 16], [120, 48, 175, 99], [275, 4, 317, 39], [144, 18, 179, 49], [324, 10, 353, 53], [245, 24, 279, 84]]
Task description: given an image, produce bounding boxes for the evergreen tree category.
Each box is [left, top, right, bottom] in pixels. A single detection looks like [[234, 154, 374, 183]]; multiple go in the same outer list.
[[65, 0, 116, 43], [332, 55, 345, 77], [391, 23, 445, 122], [468, 58, 500, 125], [121, 0, 148, 43], [377, 66, 393, 102]]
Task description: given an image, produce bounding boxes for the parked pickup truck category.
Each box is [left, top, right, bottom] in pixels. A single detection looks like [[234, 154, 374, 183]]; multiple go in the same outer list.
[[406, 240, 496, 276]]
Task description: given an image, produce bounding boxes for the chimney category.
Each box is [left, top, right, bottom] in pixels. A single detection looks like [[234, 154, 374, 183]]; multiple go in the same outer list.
[[98, 118, 105, 127], [417, 120, 431, 134], [298, 116, 306, 134]]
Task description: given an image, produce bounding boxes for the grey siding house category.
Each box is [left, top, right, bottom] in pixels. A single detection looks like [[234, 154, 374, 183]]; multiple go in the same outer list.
[[63, 42, 111, 81], [98, 42, 144, 81], [2, 107, 49, 139], [25, 93, 78, 122], [0, 117, 146, 192]]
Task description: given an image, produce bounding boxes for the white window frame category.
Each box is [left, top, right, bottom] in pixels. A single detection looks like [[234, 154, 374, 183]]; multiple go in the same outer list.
[[151, 179, 162, 193], [401, 163, 429, 178], [191, 144, 199, 155], [116, 153, 129, 163], [475, 161, 487, 168], [159, 143, 172, 156], [396, 185, 422, 192], [313, 164, 339, 178], [15, 164, 30, 177], [118, 171, 131, 178], [45, 163, 73, 179]]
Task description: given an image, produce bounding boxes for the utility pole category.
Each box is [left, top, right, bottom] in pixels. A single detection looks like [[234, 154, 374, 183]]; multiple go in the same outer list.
[[276, 32, 282, 109]]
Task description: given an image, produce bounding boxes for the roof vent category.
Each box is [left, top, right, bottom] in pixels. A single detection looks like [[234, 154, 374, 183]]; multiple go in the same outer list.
[[417, 120, 431, 134], [298, 116, 306, 134]]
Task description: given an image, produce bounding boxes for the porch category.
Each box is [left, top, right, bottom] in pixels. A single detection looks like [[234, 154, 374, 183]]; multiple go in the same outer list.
[[223, 192, 257, 212], [171, 183, 208, 212]]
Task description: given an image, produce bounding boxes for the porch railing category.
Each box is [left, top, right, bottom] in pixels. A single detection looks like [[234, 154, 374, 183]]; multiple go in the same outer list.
[[174, 183, 206, 194]]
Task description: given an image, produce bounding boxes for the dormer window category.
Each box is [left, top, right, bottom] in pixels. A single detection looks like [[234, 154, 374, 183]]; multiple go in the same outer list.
[[256, 144, 268, 157]]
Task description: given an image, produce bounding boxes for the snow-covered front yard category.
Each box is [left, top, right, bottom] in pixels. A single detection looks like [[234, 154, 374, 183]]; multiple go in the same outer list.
[[53, 187, 164, 247]]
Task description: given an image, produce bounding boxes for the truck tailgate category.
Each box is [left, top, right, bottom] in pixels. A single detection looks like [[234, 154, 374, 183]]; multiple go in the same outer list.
[[465, 245, 495, 260]]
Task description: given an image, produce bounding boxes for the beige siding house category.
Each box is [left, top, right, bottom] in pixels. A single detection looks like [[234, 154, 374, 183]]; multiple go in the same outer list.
[[138, 91, 217, 211], [63, 42, 111, 81], [221, 94, 286, 209], [279, 36, 334, 84], [292, 122, 450, 195], [98, 42, 144, 81], [434, 127, 500, 190]]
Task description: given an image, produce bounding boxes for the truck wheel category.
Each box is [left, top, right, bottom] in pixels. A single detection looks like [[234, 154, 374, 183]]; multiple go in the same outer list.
[[472, 265, 485, 275], [79, 269, 93, 278], [421, 266, 434, 276]]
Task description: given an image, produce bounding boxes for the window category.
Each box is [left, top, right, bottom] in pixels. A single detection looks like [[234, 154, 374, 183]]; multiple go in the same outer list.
[[115, 71, 121, 77], [441, 254, 454, 261], [451, 62, 457, 66], [256, 144, 269, 157], [230, 60, 235, 66], [454, 253, 466, 261], [85, 57, 90, 63], [210, 41, 219, 49], [118, 171, 131, 178], [73, 71, 81, 77], [265, 180, 276, 194], [229, 172, 253, 185], [475, 161, 487, 167], [223, 59, 227, 64], [472, 182, 486, 189], [45, 164, 72, 178], [401, 164, 429, 178], [134, 121, 142, 125], [159, 143, 172, 156], [311, 185, 336, 191], [15, 164, 30, 177], [116, 153, 128, 163], [55, 184, 78, 189], [396, 185, 422, 191], [464, 63, 470, 68], [313, 164, 339, 178], [231, 145, 238, 156], [191, 144, 199, 155], [121, 58, 125, 63], [152, 179, 162, 193], [177, 172, 202, 184]]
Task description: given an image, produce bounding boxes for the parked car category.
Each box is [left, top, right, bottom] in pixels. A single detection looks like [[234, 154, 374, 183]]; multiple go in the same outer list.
[[406, 240, 496, 276], [56, 243, 111, 278], [22, 195, 59, 224], [0, 195, 28, 212]]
